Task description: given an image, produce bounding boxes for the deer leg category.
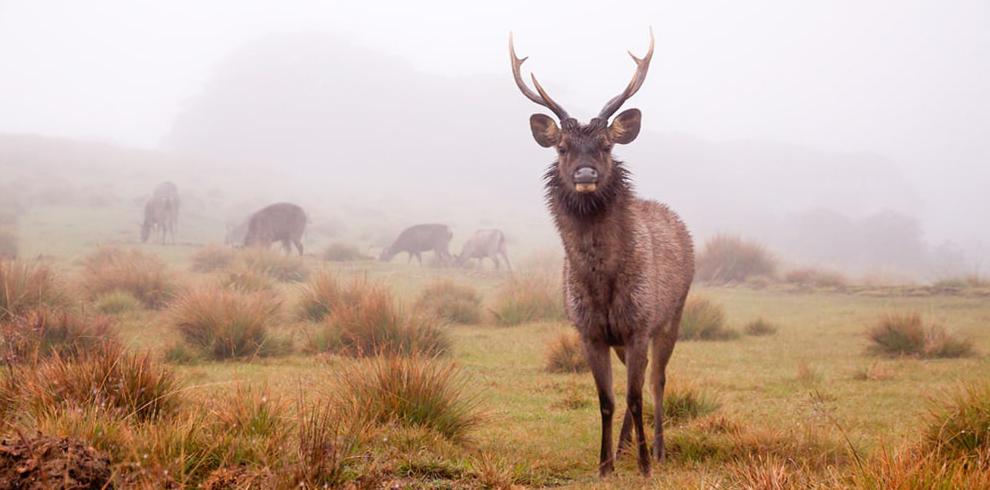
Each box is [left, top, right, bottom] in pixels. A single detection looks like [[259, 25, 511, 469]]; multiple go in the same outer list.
[[293, 239, 304, 256], [612, 346, 635, 456], [415, 252, 423, 266], [502, 251, 512, 271], [583, 338, 615, 477], [625, 337, 651, 476], [492, 255, 501, 270], [652, 312, 682, 462]]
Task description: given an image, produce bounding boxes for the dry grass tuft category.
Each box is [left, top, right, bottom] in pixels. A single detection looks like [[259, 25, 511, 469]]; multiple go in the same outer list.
[[414, 279, 483, 325], [490, 270, 563, 326], [852, 363, 895, 381], [922, 381, 990, 459], [544, 330, 587, 373], [696, 234, 777, 284], [743, 318, 778, 336], [79, 247, 179, 308], [783, 267, 849, 289], [168, 285, 288, 360], [0, 308, 116, 364], [332, 354, 484, 441], [0, 259, 69, 322], [866, 312, 974, 358], [218, 264, 277, 293], [643, 382, 721, 428], [679, 295, 739, 340], [92, 289, 142, 314], [295, 270, 361, 322], [190, 245, 237, 272], [242, 247, 309, 282], [322, 242, 365, 262]]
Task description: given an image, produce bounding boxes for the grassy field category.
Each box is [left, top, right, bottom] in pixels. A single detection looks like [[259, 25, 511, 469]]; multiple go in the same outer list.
[[2, 149, 990, 488]]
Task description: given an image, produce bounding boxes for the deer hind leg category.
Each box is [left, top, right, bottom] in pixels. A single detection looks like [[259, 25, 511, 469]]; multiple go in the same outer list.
[[583, 338, 616, 477], [293, 238, 304, 256], [613, 346, 635, 456], [492, 254, 501, 270], [624, 337, 652, 475], [652, 305, 683, 462]]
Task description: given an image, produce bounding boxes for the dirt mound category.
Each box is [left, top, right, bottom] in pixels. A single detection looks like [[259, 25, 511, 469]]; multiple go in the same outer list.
[[0, 433, 112, 490]]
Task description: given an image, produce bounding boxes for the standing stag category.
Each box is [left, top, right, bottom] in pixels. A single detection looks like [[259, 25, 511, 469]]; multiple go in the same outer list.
[[243, 202, 307, 255], [510, 30, 694, 476], [379, 223, 453, 267], [141, 181, 180, 244], [454, 229, 511, 270]]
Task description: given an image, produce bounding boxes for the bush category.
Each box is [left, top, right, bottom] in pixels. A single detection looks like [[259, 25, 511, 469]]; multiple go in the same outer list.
[[414, 280, 483, 325], [544, 330, 587, 373], [190, 245, 237, 273], [0, 260, 68, 322], [0, 227, 17, 259], [490, 271, 563, 326], [866, 312, 974, 358], [92, 289, 142, 314], [4, 343, 181, 422], [326, 283, 450, 357], [783, 267, 848, 289], [322, 242, 365, 262], [679, 295, 739, 341], [0, 309, 116, 364], [695, 234, 777, 284], [332, 354, 484, 441], [242, 248, 309, 282], [80, 247, 179, 309], [168, 285, 288, 360], [743, 318, 778, 336]]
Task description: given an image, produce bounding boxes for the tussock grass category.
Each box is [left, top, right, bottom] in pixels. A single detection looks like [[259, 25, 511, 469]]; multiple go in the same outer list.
[[850, 445, 990, 489], [218, 264, 276, 293], [168, 285, 288, 360], [696, 234, 777, 284], [743, 317, 778, 336], [0, 259, 68, 322], [322, 242, 365, 262], [866, 312, 974, 358], [327, 283, 450, 357], [643, 382, 721, 427], [923, 381, 990, 458], [80, 247, 178, 308], [295, 270, 358, 322], [293, 395, 366, 487], [2, 343, 181, 422], [852, 363, 894, 381], [242, 247, 309, 282], [784, 267, 849, 289], [0, 227, 17, 259], [92, 289, 142, 314], [544, 330, 587, 373], [490, 270, 563, 326], [332, 354, 484, 441], [190, 244, 237, 272], [0, 308, 116, 364], [679, 295, 740, 340], [414, 279, 483, 325]]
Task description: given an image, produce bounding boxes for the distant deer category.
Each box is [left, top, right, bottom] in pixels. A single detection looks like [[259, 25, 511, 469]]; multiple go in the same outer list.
[[141, 181, 180, 244], [243, 202, 307, 255], [380, 223, 453, 267], [510, 30, 694, 477], [454, 229, 511, 270]]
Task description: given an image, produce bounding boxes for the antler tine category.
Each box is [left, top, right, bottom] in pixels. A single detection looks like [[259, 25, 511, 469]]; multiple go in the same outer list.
[[509, 32, 571, 121], [597, 28, 655, 121]]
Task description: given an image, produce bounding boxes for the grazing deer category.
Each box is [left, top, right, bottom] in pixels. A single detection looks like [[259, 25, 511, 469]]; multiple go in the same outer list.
[[141, 181, 180, 244], [243, 202, 307, 255], [379, 223, 453, 267], [510, 30, 694, 477], [454, 229, 511, 270]]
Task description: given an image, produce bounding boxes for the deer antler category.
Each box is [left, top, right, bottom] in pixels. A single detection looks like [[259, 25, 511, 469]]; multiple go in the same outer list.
[[597, 28, 655, 121], [509, 32, 571, 121]]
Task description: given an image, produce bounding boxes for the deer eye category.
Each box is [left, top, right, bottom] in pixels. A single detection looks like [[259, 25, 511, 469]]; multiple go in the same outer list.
[[603, 144, 612, 153], [557, 146, 567, 155]]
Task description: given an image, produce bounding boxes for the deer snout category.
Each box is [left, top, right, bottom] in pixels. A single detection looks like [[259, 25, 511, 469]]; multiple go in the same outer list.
[[573, 167, 599, 193]]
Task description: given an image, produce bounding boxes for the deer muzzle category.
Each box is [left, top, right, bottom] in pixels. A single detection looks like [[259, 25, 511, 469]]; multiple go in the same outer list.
[[573, 167, 599, 193]]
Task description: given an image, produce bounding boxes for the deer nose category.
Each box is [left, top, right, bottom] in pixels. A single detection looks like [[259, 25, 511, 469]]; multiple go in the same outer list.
[[573, 167, 598, 183]]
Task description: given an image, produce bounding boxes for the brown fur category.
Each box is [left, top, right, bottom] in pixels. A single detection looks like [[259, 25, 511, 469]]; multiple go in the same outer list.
[[243, 202, 307, 255]]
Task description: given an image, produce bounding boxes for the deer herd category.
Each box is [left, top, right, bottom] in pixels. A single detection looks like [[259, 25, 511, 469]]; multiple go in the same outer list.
[[136, 29, 692, 478]]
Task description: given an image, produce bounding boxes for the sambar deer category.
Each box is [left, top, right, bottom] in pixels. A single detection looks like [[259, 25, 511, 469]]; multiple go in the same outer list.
[[510, 29, 694, 477]]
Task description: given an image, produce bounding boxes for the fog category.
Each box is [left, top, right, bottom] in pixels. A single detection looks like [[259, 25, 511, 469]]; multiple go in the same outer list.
[[1, 1, 988, 279]]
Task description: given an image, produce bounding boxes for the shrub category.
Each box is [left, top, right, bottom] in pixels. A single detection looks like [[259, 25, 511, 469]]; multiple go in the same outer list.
[[92, 289, 142, 314], [866, 312, 974, 358], [6, 343, 181, 421], [695, 234, 777, 284], [0, 309, 116, 364], [332, 354, 484, 441], [0, 227, 17, 259], [80, 247, 179, 308], [0, 260, 68, 322], [328, 284, 450, 357], [322, 242, 364, 262], [242, 248, 309, 282], [743, 318, 778, 336], [168, 285, 287, 360], [190, 245, 237, 273], [414, 280, 483, 325], [783, 267, 848, 289], [490, 271, 563, 326], [679, 295, 739, 341], [544, 330, 587, 373]]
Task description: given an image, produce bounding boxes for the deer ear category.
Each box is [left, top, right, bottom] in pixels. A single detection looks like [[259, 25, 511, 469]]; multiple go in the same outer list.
[[609, 108, 641, 145], [529, 114, 560, 148]]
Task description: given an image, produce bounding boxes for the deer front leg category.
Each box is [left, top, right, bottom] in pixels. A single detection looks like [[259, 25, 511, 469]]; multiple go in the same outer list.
[[625, 337, 651, 476], [612, 346, 635, 456], [584, 338, 615, 477]]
